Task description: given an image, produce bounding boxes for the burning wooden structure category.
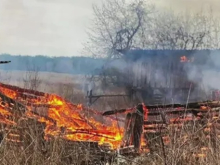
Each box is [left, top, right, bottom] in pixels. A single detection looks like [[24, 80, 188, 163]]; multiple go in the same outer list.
[[0, 80, 220, 161], [103, 100, 220, 158], [0, 82, 125, 165]]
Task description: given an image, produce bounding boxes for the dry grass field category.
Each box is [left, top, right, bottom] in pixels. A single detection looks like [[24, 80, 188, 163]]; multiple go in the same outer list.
[[0, 70, 130, 110], [0, 70, 220, 165], [0, 70, 84, 92]]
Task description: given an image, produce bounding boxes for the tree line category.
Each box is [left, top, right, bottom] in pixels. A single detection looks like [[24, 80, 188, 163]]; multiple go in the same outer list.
[[0, 54, 105, 75]]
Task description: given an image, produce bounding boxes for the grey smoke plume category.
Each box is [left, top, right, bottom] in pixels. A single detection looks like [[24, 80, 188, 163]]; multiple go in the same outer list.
[[100, 50, 220, 103], [189, 51, 220, 91], [201, 70, 220, 90]]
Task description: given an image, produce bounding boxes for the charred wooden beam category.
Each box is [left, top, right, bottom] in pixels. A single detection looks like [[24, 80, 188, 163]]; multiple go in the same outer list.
[[103, 108, 134, 116], [103, 101, 220, 116], [120, 104, 144, 153], [145, 101, 220, 109], [133, 104, 144, 152]]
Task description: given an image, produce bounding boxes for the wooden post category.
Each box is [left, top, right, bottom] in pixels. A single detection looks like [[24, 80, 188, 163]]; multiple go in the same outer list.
[[133, 104, 144, 152], [86, 89, 93, 106], [120, 104, 144, 153], [121, 113, 132, 147]]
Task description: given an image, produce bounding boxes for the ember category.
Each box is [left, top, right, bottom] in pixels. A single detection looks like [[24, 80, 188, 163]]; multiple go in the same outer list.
[[180, 55, 194, 62]]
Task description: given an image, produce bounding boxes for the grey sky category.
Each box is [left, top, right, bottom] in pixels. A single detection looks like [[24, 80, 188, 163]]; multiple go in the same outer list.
[[0, 0, 219, 57]]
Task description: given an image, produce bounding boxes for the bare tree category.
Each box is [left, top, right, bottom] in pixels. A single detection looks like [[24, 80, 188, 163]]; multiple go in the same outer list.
[[84, 1, 220, 59], [83, 0, 155, 58], [23, 61, 41, 91], [147, 9, 220, 49]]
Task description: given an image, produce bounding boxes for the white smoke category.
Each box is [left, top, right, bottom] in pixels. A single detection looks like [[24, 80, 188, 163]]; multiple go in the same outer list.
[[202, 70, 220, 90]]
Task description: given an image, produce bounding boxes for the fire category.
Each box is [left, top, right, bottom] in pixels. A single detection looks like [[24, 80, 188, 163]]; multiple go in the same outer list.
[[180, 56, 194, 63], [0, 83, 124, 149], [1, 82, 217, 157]]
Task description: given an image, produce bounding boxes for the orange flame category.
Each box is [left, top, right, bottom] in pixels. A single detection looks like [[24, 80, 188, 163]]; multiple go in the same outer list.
[[0, 83, 124, 149], [180, 56, 194, 63]]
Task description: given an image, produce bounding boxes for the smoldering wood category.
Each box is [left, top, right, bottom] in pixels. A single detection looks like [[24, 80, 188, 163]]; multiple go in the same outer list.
[[133, 112, 144, 151], [117, 100, 220, 156], [103, 101, 220, 116], [102, 108, 134, 116]]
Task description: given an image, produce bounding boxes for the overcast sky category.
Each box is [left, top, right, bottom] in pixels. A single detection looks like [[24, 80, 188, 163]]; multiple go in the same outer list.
[[0, 0, 219, 57]]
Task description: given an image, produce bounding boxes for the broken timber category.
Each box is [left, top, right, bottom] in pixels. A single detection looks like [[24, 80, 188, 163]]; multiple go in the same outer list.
[[103, 101, 220, 155], [103, 101, 220, 116]]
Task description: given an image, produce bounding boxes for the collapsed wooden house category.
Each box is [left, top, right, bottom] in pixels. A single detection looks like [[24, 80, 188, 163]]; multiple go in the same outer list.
[[1, 80, 220, 160], [103, 101, 220, 158], [0, 83, 120, 164]]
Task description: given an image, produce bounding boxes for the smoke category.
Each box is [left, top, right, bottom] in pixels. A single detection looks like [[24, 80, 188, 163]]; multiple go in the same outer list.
[[201, 70, 220, 90], [100, 50, 220, 104], [176, 50, 220, 103], [188, 51, 220, 91]]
